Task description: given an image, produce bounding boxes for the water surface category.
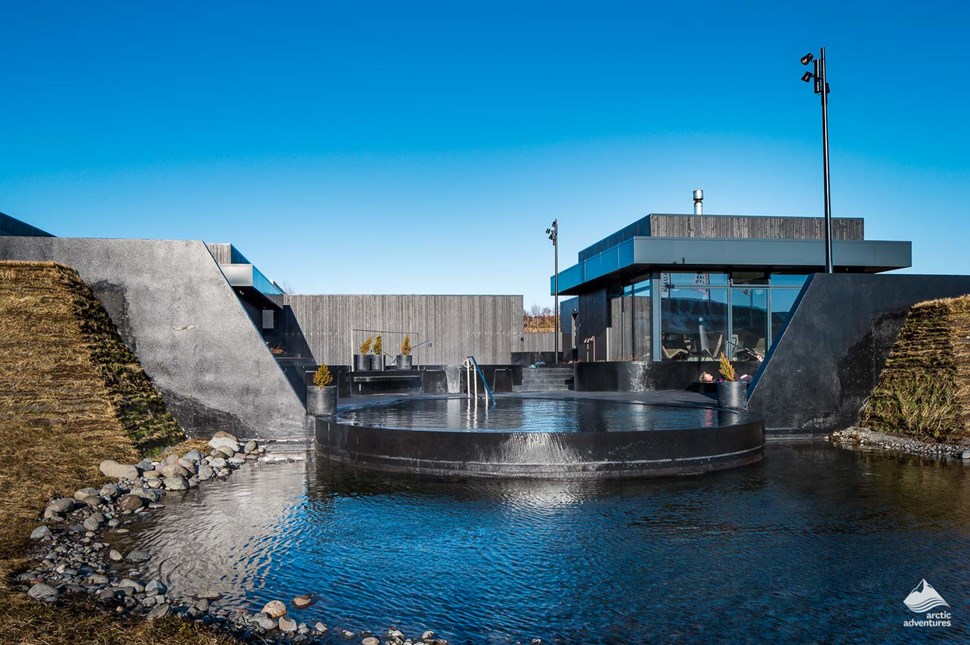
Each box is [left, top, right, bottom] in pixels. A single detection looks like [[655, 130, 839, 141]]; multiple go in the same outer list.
[[112, 444, 970, 643]]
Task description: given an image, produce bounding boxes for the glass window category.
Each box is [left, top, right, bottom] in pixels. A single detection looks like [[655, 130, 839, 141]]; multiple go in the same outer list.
[[731, 271, 768, 285], [661, 286, 728, 361], [770, 274, 809, 287], [730, 288, 767, 359], [770, 289, 801, 341], [610, 279, 651, 361]]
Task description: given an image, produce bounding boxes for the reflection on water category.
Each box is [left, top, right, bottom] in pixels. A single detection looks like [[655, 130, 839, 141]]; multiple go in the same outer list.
[[338, 397, 742, 433], [113, 445, 970, 644]]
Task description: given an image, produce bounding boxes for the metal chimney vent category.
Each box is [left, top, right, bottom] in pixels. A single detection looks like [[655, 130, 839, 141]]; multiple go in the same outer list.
[[693, 189, 704, 215]]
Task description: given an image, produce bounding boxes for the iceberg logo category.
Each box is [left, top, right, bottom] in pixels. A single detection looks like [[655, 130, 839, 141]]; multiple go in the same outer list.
[[903, 579, 950, 613]]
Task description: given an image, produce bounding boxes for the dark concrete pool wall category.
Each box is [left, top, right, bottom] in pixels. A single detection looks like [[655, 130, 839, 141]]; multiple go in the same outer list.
[[313, 403, 765, 479]]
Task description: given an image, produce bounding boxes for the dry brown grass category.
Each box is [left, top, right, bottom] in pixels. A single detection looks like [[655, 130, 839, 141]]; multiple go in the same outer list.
[[0, 262, 236, 644], [863, 295, 970, 443]]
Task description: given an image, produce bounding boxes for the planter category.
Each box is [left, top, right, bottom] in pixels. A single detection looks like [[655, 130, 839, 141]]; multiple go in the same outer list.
[[395, 354, 413, 370], [307, 385, 337, 416], [354, 354, 369, 371], [718, 381, 748, 410], [368, 354, 384, 371]]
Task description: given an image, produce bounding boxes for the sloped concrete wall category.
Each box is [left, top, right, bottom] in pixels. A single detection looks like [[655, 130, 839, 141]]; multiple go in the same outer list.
[[0, 237, 307, 440], [748, 273, 970, 434]]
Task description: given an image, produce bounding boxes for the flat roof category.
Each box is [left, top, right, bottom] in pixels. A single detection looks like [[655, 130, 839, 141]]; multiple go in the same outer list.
[[553, 236, 912, 294]]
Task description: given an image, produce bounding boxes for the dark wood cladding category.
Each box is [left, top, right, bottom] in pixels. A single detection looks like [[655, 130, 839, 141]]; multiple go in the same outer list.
[[649, 214, 864, 241], [579, 214, 864, 260], [282, 294, 523, 365], [577, 288, 609, 361]]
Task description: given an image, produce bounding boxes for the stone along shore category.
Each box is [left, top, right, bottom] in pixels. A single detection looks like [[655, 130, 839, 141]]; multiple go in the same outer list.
[[18, 430, 466, 645]]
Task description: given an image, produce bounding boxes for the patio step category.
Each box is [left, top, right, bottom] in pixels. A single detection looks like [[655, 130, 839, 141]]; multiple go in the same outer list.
[[515, 367, 575, 392]]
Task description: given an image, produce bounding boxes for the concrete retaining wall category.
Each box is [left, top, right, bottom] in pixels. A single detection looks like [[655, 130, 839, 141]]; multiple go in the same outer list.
[[0, 237, 307, 440], [748, 273, 970, 434]]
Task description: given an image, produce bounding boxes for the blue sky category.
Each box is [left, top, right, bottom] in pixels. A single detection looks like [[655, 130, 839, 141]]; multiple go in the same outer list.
[[1, 1, 967, 307]]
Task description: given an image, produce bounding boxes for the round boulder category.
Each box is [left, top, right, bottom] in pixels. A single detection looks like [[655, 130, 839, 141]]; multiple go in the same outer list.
[[99, 460, 139, 480], [261, 599, 287, 618]]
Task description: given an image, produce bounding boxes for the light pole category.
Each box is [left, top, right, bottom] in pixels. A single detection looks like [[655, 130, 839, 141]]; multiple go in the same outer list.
[[546, 220, 559, 364], [801, 48, 834, 274]]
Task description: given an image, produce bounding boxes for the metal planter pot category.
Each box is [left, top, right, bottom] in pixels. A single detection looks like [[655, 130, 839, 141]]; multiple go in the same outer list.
[[368, 354, 383, 371], [354, 354, 369, 371], [718, 381, 748, 410], [307, 385, 337, 416], [395, 354, 413, 370]]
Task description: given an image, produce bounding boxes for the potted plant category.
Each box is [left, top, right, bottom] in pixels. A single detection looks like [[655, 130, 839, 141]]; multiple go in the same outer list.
[[355, 336, 373, 371], [369, 334, 384, 371], [717, 353, 747, 410], [307, 364, 337, 416], [395, 335, 413, 370]]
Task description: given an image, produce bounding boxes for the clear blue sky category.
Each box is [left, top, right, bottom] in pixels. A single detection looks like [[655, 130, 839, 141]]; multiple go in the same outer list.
[[2, 1, 967, 307]]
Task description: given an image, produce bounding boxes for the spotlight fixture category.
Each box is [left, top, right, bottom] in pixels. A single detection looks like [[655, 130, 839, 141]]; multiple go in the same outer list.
[[800, 52, 814, 65], [801, 71, 813, 82]]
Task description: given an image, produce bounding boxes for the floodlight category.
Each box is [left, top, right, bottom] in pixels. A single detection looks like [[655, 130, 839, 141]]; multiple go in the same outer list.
[[801, 71, 813, 82], [801, 53, 814, 65]]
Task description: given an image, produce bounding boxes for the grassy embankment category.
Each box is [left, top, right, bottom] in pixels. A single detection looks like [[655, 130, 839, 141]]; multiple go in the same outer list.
[[862, 295, 970, 443], [0, 261, 233, 644]]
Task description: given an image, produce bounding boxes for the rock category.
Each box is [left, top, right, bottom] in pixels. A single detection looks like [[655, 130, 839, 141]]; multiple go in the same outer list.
[[228, 456, 246, 466], [108, 549, 123, 562], [422, 631, 435, 641], [117, 494, 144, 511], [47, 497, 77, 514], [315, 622, 329, 634], [136, 458, 155, 471], [362, 638, 379, 645], [119, 578, 145, 593], [195, 598, 210, 612], [142, 469, 162, 479], [209, 457, 227, 470], [209, 431, 240, 455], [341, 630, 355, 640], [292, 593, 314, 609], [262, 599, 287, 618], [961, 450, 970, 460], [79, 495, 101, 508], [164, 476, 189, 491], [145, 580, 167, 596], [30, 525, 53, 541], [197, 464, 215, 480], [244, 439, 258, 453], [73, 487, 100, 501], [27, 583, 58, 602], [164, 454, 179, 465], [87, 574, 110, 585], [99, 460, 139, 480], [183, 449, 204, 462], [279, 615, 298, 633], [97, 588, 116, 602], [160, 463, 190, 479], [253, 613, 277, 631], [99, 483, 120, 499], [197, 590, 222, 600], [147, 603, 170, 620], [147, 478, 162, 489], [177, 458, 197, 473], [82, 516, 102, 532], [125, 549, 150, 563], [130, 487, 160, 502]]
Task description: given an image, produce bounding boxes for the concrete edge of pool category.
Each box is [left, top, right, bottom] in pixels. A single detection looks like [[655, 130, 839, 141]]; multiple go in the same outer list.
[[313, 395, 766, 479]]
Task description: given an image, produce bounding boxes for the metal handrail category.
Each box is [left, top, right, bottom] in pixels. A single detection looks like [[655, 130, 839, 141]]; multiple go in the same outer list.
[[464, 355, 496, 406]]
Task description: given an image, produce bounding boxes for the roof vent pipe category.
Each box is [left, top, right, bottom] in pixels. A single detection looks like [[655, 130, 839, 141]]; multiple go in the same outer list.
[[693, 189, 704, 215]]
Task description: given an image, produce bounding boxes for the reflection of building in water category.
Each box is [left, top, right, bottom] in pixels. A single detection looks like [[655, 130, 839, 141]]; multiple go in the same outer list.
[[554, 198, 910, 364]]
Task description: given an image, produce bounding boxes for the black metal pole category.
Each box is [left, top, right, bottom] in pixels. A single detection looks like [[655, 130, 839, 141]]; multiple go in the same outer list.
[[819, 47, 833, 273], [553, 219, 559, 364]]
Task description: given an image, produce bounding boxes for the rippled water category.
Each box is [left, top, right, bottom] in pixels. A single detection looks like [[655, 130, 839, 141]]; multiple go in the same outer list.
[[111, 444, 970, 643], [338, 397, 741, 433]]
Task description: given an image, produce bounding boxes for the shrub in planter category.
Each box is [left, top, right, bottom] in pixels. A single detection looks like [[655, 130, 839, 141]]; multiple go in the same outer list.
[[369, 335, 384, 371], [717, 353, 746, 410], [355, 336, 374, 371], [308, 364, 337, 416], [396, 335, 414, 370]]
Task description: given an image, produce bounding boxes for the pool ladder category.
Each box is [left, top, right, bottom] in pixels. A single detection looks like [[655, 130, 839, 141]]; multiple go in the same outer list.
[[463, 356, 496, 406]]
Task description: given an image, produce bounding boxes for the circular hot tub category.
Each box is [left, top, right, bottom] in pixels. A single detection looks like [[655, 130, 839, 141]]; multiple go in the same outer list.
[[314, 395, 765, 479]]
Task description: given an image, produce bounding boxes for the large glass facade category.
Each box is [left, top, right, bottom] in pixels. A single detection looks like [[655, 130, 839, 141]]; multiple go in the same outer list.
[[608, 278, 651, 361], [605, 271, 808, 362]]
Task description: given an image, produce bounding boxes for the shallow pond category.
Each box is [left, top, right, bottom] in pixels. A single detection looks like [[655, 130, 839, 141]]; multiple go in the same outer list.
[[110, 443, 970, 643]]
